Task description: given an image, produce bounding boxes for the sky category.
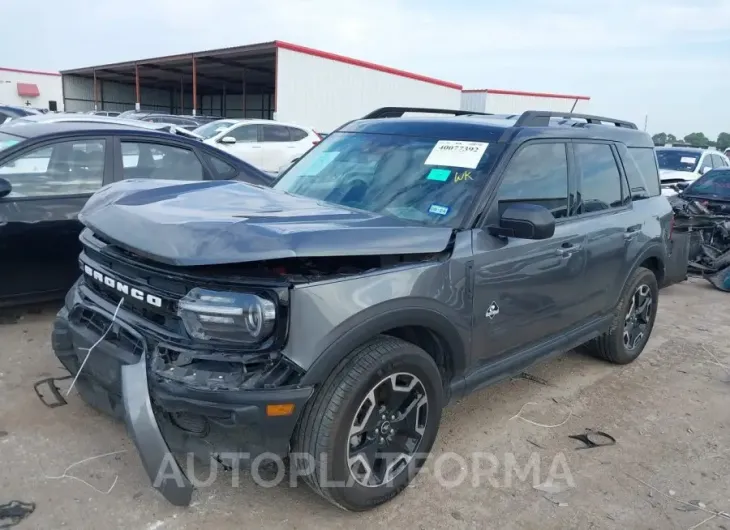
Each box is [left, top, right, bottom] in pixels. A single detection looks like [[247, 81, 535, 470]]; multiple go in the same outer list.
[[3, 0, 729, 138]]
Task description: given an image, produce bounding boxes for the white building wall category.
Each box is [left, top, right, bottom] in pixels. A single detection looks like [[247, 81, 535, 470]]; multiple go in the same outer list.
[[0, 68, 63, 110], [276, 47, 462, 133], [460, 91, 590, 115]]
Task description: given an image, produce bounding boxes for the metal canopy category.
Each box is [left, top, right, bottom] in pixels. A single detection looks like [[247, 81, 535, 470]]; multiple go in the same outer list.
[[61, 41, 277, 94]]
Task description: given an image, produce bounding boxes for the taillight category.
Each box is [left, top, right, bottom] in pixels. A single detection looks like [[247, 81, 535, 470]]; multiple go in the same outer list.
[[313, 131, 322, 145]]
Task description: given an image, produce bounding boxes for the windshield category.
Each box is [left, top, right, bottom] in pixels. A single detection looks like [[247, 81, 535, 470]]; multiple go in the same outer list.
[[656, 149, 701, 172], [193, 120, 238, 139], [0, 132, 23, 152], [273, 131, 495, 227], [684, 169, 730, 198]]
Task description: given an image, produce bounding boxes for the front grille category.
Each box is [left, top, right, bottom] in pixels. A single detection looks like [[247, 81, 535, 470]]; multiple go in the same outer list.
[[77, 308, 145, 357]]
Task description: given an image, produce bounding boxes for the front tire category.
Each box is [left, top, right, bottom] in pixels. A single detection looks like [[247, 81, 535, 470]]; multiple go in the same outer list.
[[291, 335, 443, 511], [584, 266, 659, 364]]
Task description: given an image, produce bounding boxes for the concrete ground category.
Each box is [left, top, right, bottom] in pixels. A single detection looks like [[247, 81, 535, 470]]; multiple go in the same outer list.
[[1, 277, 729, 529]]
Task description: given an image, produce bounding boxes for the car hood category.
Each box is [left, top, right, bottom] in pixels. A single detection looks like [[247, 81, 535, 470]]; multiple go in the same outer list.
[[79, 179, 454, 266], [659, 169, 697, 182]]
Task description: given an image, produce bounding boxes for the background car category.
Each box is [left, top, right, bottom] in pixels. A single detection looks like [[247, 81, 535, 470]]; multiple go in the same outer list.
[[0, 105, 43, 125], [85, 110, 121, 117], [194, 118, 322, 173], [0, 121, 272, 307], [657, 146, 730, 195]]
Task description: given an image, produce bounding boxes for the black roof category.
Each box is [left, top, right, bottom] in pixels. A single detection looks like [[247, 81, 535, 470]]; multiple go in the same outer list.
[[345, 107, 654, 148]]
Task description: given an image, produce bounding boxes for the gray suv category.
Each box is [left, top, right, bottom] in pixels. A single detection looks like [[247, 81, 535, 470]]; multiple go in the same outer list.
[[51, 108, 685, 511]]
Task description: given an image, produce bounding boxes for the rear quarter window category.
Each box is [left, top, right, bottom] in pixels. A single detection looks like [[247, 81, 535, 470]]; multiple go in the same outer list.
[[627, 147, 661, 197]]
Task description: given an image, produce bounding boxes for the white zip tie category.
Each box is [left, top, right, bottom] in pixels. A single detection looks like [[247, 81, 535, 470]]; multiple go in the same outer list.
[[66, 297, 125, 397], [40, 449, 127, 495]]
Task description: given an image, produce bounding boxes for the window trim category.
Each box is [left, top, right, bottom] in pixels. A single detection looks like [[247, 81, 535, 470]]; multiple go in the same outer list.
[[478, 138, 575, 228], [114, 137, 210, 182], [570, 140, 631, 220], [0, 136, 111, 201]]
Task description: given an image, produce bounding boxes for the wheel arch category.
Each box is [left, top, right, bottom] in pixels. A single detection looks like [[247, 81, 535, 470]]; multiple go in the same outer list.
[[299, 304, 469, 391]]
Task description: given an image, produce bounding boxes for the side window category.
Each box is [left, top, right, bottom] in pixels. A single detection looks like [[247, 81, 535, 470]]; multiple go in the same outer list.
[[712, 154, 726, 168], [627, 147, 660, 197], [203, 153, 238, 180], [701, 154, 714, 172], [574, 143, 623, 213], [262, 125, 291, 142], [287, 127, 308, 141], [229, 125, 258, 143], [121, 141, 204, 181], [0, 139, 105, 197], [497, 142, 569, 219]]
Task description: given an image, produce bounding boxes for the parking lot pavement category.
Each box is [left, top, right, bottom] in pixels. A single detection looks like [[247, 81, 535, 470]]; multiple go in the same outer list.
[[1, 277, 729, 529]]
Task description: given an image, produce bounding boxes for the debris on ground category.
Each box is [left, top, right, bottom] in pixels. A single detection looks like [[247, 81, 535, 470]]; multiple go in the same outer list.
[[0, 501, 35, 529], [670, 195, 730, 292], [568, 429, 616, 450]]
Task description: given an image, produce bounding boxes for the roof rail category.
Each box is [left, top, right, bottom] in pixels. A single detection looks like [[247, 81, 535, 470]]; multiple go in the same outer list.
[[515, 111, 638, 130], [362, 107, 493, 119]]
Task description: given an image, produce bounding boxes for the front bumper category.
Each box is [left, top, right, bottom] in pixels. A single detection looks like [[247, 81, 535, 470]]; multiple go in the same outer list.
[[51, 283, 314, 506]]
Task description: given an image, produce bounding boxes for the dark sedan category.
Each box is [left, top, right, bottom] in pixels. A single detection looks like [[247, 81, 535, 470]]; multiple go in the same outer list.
[[0, 121, 272, 307]]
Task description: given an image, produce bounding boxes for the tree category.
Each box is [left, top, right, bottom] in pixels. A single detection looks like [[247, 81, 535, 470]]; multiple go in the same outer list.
[[684, 132, 711, 147], [652, 132, 679, 146], [667, 133, 678, 143], [717, 132, 730, 152]]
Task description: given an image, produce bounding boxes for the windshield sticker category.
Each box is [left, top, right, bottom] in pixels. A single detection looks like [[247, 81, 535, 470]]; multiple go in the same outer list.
[[454, 170, 473, 183], [300, 151, 340, 175], [428, 204, 450, 216], [426, 168, 451, 182], [680, 157, 697, 164], [425, 140, 489, 169]]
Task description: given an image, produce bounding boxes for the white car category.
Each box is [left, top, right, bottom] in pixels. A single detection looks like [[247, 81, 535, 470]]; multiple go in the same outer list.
[[656, 146, 730, 196], [193, 119, 321, 173]]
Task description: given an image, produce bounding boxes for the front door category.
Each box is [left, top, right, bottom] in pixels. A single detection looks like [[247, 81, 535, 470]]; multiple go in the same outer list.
[[0, 137, 111, 301], [223, 123, 263, 168], [471, 141, 589, 364], [260, 124, 294, 173]]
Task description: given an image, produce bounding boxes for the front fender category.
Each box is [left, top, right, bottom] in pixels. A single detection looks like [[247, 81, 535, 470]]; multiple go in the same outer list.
[[299, 300, 469, 387]]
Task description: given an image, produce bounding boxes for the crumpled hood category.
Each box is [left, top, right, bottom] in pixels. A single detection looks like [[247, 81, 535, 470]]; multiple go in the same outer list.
[[660, 169, 696, 182], [79, 179, 453, 266]]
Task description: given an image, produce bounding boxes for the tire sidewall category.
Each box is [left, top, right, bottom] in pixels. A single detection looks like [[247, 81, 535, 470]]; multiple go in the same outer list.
[[325, 348, 443, 510]]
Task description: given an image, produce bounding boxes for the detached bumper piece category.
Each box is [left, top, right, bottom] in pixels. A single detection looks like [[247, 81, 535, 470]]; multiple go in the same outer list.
[[670, 196, 730, 292], [51, 286, 313, 506]]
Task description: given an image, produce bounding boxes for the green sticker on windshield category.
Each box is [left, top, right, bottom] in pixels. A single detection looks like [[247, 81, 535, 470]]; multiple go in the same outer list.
[[426, 168, 451, 182]]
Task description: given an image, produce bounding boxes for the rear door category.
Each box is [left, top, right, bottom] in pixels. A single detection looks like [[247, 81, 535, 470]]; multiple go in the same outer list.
[[572, 141, 641, 316], [0, 136, 111, 301], [260, 124, 293, 172]]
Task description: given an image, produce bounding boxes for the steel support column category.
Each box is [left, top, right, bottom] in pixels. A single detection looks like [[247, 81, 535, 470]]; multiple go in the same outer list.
[[192, 56, 197, 116], [134, 64, 141, 111]]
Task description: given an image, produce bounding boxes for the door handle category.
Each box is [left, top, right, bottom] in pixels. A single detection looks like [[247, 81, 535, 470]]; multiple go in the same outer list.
[[624, 224, 642, 240], [556, 243, 582, 257], [250, 145, 262, 149]]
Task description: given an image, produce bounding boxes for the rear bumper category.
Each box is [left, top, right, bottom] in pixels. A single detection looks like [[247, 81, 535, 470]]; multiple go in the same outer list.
[[51, 284, 314, 505]]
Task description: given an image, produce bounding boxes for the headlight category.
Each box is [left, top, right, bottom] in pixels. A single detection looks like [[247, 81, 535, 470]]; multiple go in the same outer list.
[[177, 288, 276, 344]]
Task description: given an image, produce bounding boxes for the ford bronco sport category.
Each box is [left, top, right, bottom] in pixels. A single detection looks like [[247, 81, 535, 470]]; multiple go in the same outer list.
[[51, 108, 685, 511]]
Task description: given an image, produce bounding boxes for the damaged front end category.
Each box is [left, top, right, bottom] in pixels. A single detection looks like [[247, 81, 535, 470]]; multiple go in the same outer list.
[[669, 194, 730, 291]]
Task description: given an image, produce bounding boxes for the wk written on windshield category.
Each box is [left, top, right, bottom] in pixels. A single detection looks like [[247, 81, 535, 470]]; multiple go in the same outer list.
[[273, 132, 494, 227]]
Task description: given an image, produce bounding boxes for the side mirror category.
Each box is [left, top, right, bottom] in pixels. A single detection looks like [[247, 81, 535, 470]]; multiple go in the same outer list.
[[219, 136, 236, 145], [0, 178, 11, 199], [673, 181, 690, 191], [489, 203, 556, 240]]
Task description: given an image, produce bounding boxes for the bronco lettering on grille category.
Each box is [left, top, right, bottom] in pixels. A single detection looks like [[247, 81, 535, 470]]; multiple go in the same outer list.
[[83, 264, 163, 308]]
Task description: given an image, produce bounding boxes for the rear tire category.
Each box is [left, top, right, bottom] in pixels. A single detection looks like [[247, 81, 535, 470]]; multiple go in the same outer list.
[[291, 335, 443, 511], [584, 266, 659, 364]]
